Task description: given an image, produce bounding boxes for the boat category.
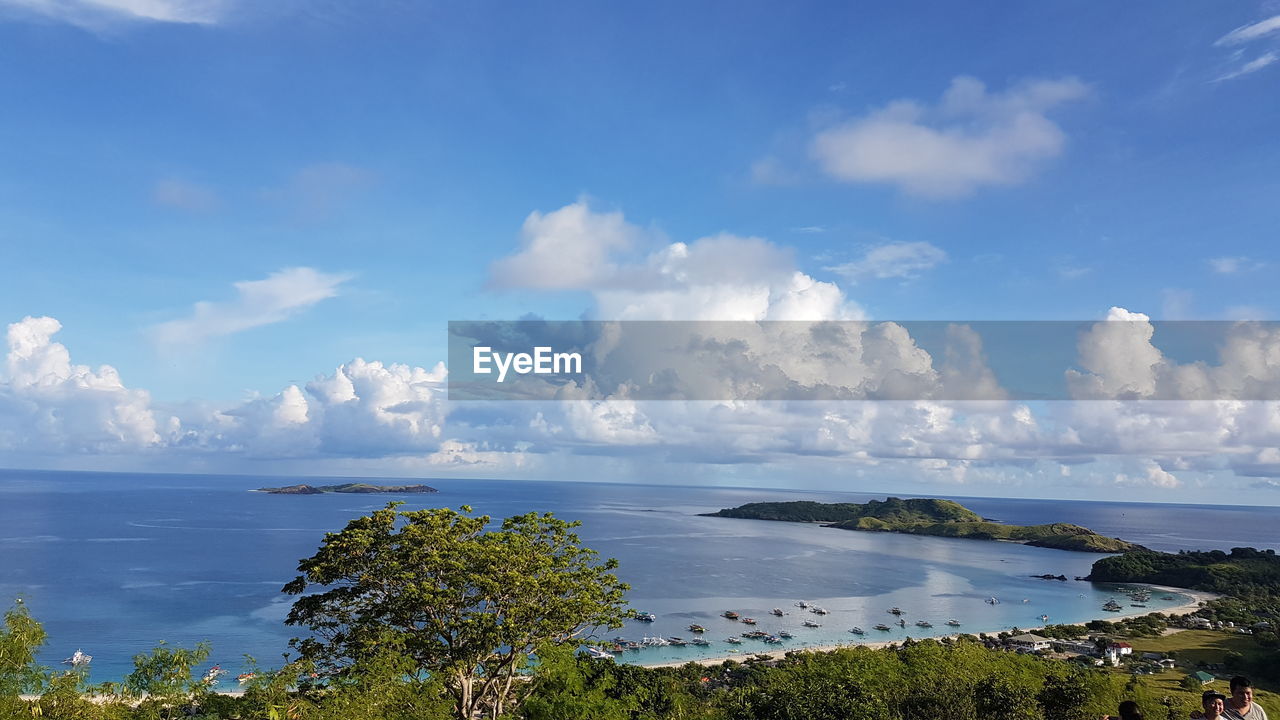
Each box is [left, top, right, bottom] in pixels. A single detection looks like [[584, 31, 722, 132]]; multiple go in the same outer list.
[[610, 645, 625, 654], [688, 624, 706, 633], [237, 673, 256, 685], [1131, 603, 1147, 608], [1040, 615, 1050, 622], [802, 620, 821, 628], [722, 611, 739, 620], [898, 619, 906, 627], [636, 612, 657, 622], [691, 637, 710, 646], [795, 601, 809, 608], [1102, 600, 1122, 612], [888, 607, 903, 615], [915, 620, 933, 628], [641, 636, 670, 646], [874, 624, 891, 631], [725, 636, 742, 644], [946, 619, 961, 626], [741, 617, 757, 625], [201, 665, 226, 684], [667, 637, 688, 646], [62, 650, 92, 666], [985, 597, 1000, 605], [810, 607, 828, 615], [778, 631, 794, 639], [1161, 595, 1175, 601], [1022, 599, 1030, 603], [849, 627, 865, 634], [771, 608, 784, 616], [764, 635, 783, 644], [586, 646, 614, 660]]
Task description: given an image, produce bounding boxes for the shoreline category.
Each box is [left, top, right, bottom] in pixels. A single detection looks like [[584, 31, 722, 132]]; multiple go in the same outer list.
[[642, 586, 1219, 669]]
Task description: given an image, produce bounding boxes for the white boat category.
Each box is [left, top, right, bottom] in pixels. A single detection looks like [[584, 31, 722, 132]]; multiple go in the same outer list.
[[641, 636, 670, 646], [725, 636, 742, 644], [985, 597, 1000, 605], [946, 619, 961, 626], [802, 620, 821, 628], [810, 606, 828, 615], [237, 673, 256, 686], [62, 650, 92, 666], [636, 612, 657, 622], [202, 665, 226, 684], [795, 601, 809, 608], [849, 626, 865, 634], [586, 646, 614, 660], [691, 637, 711, 646]]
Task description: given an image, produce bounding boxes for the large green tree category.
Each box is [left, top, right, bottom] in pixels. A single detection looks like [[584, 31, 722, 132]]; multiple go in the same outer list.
[[283, 503, 630, 720]]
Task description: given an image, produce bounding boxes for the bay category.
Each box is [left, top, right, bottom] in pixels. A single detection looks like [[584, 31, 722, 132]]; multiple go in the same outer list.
[[1, 469, 1276, 685]]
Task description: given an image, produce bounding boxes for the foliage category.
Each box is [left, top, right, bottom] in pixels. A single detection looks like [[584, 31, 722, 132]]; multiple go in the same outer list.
[[706, 498, 1142, 552], [282, 503, 630, 720]]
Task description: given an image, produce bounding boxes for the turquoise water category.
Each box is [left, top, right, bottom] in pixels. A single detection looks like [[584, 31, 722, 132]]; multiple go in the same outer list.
[[2, 469, 1273, 686]]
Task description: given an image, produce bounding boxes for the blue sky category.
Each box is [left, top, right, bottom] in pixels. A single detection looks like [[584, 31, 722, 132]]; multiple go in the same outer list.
[[1, 1, 1278, 502]]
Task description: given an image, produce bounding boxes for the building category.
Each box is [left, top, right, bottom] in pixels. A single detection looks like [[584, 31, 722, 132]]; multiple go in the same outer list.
[[1008, 633, 1051, 652], [1189, 671, 1215, 685]]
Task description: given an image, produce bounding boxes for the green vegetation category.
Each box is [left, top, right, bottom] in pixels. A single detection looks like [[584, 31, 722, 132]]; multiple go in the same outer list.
[[283, 503, 630, 720], [257, 482, 438, 494], [706, 497, 1144, 553], [1090, 548, 1280, 596]]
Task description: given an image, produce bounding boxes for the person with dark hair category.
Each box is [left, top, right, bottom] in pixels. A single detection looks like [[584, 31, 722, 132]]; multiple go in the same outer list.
[[1119, 699, 1144, 720], [1204, 690, 1229, 720], [1225, 676, 1268, 720]]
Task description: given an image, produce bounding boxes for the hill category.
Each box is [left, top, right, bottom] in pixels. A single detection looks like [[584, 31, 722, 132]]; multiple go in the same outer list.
[[704, 497, 1144, 553]]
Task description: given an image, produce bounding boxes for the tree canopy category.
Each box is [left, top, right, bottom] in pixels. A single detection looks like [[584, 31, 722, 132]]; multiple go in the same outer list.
[[282, 503, 630, 719]]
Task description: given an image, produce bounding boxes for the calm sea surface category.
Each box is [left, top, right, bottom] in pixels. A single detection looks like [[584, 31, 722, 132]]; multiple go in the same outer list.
[[2, 469, 1277, 686]]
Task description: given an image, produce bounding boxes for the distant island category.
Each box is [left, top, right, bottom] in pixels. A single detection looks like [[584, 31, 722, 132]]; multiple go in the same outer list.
[[256, 483, 438, 495], [703, 497, 1145, 553]]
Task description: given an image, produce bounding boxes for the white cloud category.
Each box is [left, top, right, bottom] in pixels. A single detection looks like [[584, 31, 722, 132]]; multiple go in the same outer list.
[[153, 178, 219, 212], [0, 0, 227, 28], [151, 267, 350, 347], [826, 241, 947, 282], [1115, 460, 1181, 489], [1216, 52, 1278, 82], [488, 201, 638, 290], [490, 201, 861, 321], [1, 316, 161, 452], [1215, 15, 1280, 46], [809, 76, 1089, 197]]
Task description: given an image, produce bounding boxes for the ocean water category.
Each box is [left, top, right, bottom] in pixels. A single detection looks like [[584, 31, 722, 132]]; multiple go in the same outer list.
[[1, 469, 1277, 686]]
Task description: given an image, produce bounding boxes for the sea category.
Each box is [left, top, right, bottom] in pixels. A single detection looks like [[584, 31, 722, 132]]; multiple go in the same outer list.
[[1, 468, 1277, 688]]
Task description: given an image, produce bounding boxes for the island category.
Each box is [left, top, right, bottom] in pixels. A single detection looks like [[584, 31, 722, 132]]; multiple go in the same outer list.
[[256, 482, 439, 495], [702, 497, 1145, 553]]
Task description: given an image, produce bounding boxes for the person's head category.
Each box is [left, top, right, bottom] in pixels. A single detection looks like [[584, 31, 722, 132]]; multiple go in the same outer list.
[[1202, 691, 1227, 717], [1119, 700, 1143, 720], [1229, 677, 1254, 707]]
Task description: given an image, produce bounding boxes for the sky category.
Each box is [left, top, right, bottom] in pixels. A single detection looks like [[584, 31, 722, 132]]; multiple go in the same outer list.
[[1, 0, 1279, 503]]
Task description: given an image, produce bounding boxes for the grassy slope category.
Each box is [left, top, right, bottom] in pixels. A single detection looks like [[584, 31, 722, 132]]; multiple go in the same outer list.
[[1113, 631, 1278, 716]]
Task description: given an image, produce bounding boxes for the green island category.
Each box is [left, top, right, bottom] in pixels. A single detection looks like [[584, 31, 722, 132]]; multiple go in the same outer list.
[[255, 482, 438, 495], [703, 497, 1146, 553]]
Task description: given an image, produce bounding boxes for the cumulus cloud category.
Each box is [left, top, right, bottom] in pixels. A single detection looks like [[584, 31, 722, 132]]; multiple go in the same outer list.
[[489, 201, 639, 290], [151, 267, 350, 346], [1, 317, 162, 452], [809, 76, 1089, 197], [0, 0, 228, 28], [1115, 460, 1182, 489], [826, 241, 947, 283], [489, 201, 861, 321]]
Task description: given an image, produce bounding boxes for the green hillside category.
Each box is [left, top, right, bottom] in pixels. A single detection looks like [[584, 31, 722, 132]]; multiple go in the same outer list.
[[705, 497, 1144, 553]]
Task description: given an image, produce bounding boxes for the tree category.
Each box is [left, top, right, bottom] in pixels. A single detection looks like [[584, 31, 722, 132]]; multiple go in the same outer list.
[[1, 600, 47, 718], [283, 503, 630, 720]]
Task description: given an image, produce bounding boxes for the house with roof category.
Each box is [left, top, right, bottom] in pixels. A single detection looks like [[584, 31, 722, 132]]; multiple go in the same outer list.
[[1189, 671, 1215, 685], [1008, 633, 1051, 652]]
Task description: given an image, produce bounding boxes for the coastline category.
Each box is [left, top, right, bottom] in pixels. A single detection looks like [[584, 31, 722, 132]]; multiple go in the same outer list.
[[642, 586, 1219, 669]]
